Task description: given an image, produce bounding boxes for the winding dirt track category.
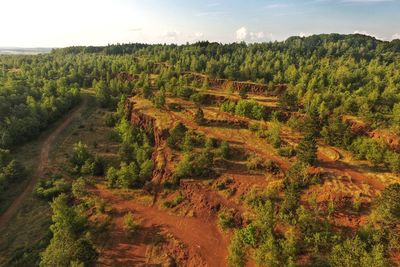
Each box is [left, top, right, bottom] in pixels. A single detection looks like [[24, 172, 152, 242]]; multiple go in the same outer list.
[[0, 99, 87, 230], [95, 186, 229, 267]]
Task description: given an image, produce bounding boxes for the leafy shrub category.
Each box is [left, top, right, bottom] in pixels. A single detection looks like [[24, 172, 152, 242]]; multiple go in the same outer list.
[[34, 175, 71, 201], [163, 194, 184, 208], [246, 154, 265, 171], [174, 150, 214, 179], [228, 230, 246, 267], [123, 212, 139, 235], [219, 141, 231, 160], [218, 209, 236, 230], [177, 87, 194, 99], [266, 121, 282, 148], [278, 146, 297, 158], [265, 160, 281, 175], [104, 112, 118, 127], [167, 123, 188, 149]]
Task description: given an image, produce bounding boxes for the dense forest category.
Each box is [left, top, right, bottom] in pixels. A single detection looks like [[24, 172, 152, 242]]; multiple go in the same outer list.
[[1, 34, 400, 266]]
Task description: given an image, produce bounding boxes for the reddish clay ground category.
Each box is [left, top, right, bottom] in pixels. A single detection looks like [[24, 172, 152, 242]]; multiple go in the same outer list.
[[94, 184, 230, 267]]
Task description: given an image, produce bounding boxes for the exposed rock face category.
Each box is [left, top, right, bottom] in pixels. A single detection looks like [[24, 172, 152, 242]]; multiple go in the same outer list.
[[187, 72, 287, 95], [370, 130, 400, 152], [126, 100, 172, 183], [343, 116, 370, 135], [343, 116, 400, 152], [115, 72, 138, 82]]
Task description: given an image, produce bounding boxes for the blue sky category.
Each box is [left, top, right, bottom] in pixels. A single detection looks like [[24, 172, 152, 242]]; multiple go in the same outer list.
[[1, 0, 399, 47]]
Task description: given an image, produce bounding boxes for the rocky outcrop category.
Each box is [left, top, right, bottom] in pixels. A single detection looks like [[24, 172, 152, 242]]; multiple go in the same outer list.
[[343, 116, 400, 152], [369, 130, 400, 152], [186, 72, 287, 95], [115, 72, 138, 82], [126, 100, 172, 182]]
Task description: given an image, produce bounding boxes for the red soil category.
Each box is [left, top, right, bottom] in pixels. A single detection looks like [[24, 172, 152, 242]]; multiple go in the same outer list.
[[94, 184, 229, 267]]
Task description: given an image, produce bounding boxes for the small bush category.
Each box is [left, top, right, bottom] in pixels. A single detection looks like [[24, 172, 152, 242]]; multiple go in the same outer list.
[[123, 212, 139, 235], [163, 194, 184, 208], [265, 160, 281, 175], [246, 154, 265, 171], [218, 209, 236, 230], [278, 146, 297, 158], [34, 175, 71, 201]]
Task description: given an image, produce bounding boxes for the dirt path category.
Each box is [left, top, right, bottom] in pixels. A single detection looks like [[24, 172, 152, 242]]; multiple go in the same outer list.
[[95, 185, 229, 267], [0, 99, 87, 230]]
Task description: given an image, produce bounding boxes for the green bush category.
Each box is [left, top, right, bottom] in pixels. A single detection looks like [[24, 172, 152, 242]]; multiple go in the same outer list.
[[218, 209, 236, 230], [228, 230, 246, 267], [123, 212, 139, 235], [163, 194, 184, 208], [219, 141, 231, 160], [34, 175, 71, 201], [167, 123, 188, 149], [278, 146, 297, 158]]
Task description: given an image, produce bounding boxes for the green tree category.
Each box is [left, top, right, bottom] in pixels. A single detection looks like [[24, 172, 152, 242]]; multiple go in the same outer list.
[[297, 133, 318, 165], [372, 183, 400, 226], [40, 194, 97, 267], [228, 230, 246, 267], [195, 107, 206, 125], [219, 141, 230, 160]]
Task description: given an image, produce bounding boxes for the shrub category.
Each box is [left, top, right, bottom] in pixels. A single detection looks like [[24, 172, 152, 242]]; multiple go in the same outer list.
[[195, 107, 206, 125], [221, 101, 236, 114], [330, 237, 388, 267], [246, 154, 265, 171], [123, 212, 139, 235], [177, 87, 194, 99], [385, 151, 400, 173], [72, 178, 87, 198], [372, 183, 400, 226], [218, 209, 236, 230], [163, 194, 184, 208], [167, 123, 188, 149], [174, 150, 214, 179], [104, 113, 118, 127], [266, 121, 282, 148], [278, 146, 297, 158], [228, 230, 246, 267], [34, 175, 71, 201], [297, 133, 318, 166], [219, 141, 230, 160], [265, 160, 281, 175]]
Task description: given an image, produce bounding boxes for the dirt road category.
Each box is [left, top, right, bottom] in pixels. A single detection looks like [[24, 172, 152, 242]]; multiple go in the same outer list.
[[95, 186, 229, 267], [0, 99, 87, 230]]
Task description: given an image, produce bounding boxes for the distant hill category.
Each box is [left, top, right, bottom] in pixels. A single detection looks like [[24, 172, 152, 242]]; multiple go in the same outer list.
[[0, 47, 52, 55]]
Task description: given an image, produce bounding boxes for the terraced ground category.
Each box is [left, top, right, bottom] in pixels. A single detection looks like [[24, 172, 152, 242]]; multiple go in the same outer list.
[[70, 83, 399, 265], [1, 78, 399, 266]]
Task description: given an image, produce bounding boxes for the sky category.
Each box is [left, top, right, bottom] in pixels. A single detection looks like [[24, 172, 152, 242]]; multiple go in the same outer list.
[[0, 0, 399, 47]]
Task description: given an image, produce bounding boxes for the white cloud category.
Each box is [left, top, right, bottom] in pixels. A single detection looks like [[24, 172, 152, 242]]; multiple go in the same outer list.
[[162, 30, 180, 39], [207, 2, 220, 7], [342, 0, 392, 2], [236, 26, 248, 41], [392, 33, 400, 40], [264, 3, 288, 9], [235, 26, 271, 42], [196, 11, 226, 17], [190, 32, 205, 42], [194, 32, 204, 38], [299, 32, 312, 37], [250, 32, 265, 41]]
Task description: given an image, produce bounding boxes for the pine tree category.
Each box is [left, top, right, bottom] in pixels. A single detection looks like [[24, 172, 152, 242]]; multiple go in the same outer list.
[[195, 108, 205, 125], [297, 133, 317, 165]]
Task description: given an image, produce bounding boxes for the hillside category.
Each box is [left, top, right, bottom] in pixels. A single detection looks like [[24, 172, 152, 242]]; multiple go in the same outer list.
[[0, 34, 400, 266]]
